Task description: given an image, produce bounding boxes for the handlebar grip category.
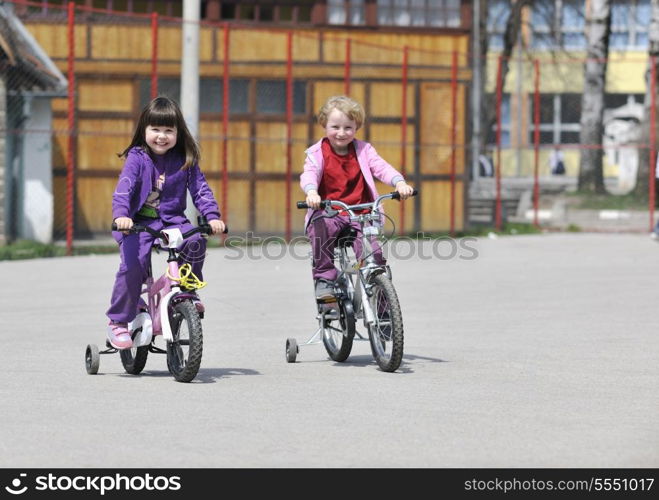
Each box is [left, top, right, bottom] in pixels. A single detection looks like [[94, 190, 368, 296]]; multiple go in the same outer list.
[[297, 200, 332, 209], [391, 189, 418, 200], [112, 222, 144, 233]]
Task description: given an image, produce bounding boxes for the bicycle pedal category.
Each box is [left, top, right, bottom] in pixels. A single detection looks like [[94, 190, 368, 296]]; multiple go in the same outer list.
[[316, 295, 337, 304]]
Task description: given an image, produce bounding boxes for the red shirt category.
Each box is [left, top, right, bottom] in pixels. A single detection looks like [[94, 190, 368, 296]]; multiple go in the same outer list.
[[318, 139, 371, 207]]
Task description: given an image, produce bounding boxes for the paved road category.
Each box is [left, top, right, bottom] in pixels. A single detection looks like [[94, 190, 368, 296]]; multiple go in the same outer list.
[[1, 233, 657, 468]]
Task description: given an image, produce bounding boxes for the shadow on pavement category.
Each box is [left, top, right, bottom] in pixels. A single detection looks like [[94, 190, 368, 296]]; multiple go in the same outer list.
[[114, 367, 261, 383]]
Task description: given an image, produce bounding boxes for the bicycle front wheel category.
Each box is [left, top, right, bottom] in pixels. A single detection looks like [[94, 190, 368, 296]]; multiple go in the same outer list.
[[367, 273, 404, 372], [166, 300, 203, 383]]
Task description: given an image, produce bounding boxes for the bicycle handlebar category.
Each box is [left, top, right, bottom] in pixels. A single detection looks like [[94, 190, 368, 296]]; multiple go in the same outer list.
[[111, 216, 228, 237], [296, 189, 418, 211]]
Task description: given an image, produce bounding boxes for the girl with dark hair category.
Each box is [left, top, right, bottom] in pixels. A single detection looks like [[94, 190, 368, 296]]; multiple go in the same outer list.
[[106, 96, 225, 349]]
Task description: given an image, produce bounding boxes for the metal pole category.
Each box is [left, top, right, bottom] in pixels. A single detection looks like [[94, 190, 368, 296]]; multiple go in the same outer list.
[[471, 0, 482, 181], [650, 57, 657, 232], [66, 1, 75, 255], [495, 55, 503, 231], [222, 23, 230, 235], [450, 50, 458, 236], [399, 45, 409, 235], [515, 44, 522, 176], [181, 0, 200, 139], [344, 38, 351, 96], [286, 31, 293, 241], [181, 0, 200, 222], [150, 12, 159, 99], [533, 59, 540, 228]]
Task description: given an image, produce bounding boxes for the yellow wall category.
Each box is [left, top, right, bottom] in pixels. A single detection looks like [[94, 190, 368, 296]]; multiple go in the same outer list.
[[26, 21, 469, 234]]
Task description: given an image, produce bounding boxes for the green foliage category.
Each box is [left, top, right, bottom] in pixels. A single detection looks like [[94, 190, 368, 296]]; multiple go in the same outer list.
[[0, 240, 65, 260], [566, 192, 647, 210], [0, 240, 118, 261], [399, 222, 542, 239]]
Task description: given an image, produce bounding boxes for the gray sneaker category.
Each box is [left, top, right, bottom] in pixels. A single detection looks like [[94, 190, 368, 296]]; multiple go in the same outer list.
[[315, 279, 336, 303]]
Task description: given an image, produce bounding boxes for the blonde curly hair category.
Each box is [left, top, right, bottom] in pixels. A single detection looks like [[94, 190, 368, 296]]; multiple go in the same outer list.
[[317, 95, 365, 130]]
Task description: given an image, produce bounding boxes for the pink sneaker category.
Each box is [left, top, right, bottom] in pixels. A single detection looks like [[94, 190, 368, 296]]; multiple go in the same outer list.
[[107, 321, 133, 349]]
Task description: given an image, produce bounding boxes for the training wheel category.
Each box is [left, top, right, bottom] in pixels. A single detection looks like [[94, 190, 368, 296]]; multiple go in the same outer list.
[[285, 338, 298, 363], [85, 344, 100, 374]]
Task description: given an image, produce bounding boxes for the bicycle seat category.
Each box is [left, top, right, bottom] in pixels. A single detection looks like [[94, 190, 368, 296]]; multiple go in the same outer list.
[[336, 225, 357, 249]]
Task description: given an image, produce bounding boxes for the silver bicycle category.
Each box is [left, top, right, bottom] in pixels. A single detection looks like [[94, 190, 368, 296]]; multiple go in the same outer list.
[[286, 190, 417, 372]]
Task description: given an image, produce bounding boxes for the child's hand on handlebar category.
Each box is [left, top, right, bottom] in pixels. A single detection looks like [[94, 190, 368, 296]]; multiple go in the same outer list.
[[395, 181, 415, 200], [209, 219, 226, 235], [306, 190, 322, 210], [114, 216, 133, 234]]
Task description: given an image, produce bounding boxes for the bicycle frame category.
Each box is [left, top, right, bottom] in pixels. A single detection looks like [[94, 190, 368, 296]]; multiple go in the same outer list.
[[287, 190, 416, 369], [128, 226, 210, 346], [322, 193, 396, 328]]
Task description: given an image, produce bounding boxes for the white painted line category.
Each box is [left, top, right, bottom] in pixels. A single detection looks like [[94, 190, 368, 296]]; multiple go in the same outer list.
[[525, 209, 552, 220], [599, 210, 631, 220]]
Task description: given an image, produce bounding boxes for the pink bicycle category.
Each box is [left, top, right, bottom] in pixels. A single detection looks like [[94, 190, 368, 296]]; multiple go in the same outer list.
[[85, 216, 225, 383]]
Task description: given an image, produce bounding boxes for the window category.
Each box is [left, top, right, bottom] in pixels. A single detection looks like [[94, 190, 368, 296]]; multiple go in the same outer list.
[[529, 93, 582, 145], [328, 0, 365, 25], [561, 0, 586, 49], [487, 0, 510, 51], [255, 81, 307, 114], [531, 0, 586, 50], [611, 0, 650, 49], [604, 93, 644, 110], [215, 1, 313, 24], [139, 78, 249, 114], [376, 0, 461, 28], [530, 0, 556, 49]]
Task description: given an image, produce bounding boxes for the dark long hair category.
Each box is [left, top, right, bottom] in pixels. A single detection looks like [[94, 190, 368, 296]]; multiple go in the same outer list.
[[119, 96, 200, 170]]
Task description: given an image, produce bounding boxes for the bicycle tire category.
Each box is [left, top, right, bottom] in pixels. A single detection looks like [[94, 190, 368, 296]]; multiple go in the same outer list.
[[323, 299, 355, 363], [367, 273, 404, 372], [322, 298, 355, 362], [85, 344, 100, 375], [120, 343, 149, 375], [166, 300, 203, 383]]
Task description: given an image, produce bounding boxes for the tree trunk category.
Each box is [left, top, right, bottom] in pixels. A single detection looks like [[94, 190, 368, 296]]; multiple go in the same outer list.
[[635, 0, 659, 199], [578, 0, 610, 194], [481, 0, 531, 156]]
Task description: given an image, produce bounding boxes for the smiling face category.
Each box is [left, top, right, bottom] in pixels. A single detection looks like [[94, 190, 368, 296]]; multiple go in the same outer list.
[[145, 124, 177, 155], [324, 108, 357, 154]]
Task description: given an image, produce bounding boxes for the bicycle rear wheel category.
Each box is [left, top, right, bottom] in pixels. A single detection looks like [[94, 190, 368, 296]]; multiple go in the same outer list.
[[322, 298, 355, 362], [166, 300, 203, 382], [367, 273, 404, 372]]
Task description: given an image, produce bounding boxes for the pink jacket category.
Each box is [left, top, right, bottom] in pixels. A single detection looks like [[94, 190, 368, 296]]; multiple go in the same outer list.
[[300, 138, 404, 226]]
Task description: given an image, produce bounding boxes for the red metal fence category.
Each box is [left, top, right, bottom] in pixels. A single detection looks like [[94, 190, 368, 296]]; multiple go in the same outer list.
[[3, 0, 471, 254], [485, 51, 656, 232], [3, 0, 658, 254]]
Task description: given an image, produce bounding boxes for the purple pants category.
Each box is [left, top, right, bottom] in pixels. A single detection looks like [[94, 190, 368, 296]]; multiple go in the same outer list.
[[106, 218, 207, 323], [306, 212, 385, 281]]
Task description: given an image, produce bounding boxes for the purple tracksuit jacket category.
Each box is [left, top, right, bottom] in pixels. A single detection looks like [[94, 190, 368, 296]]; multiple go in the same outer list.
[[107, 147, 221, 323]]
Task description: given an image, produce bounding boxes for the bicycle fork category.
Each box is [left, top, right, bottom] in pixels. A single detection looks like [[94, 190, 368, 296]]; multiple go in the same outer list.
[[356, 273, 376, 326]]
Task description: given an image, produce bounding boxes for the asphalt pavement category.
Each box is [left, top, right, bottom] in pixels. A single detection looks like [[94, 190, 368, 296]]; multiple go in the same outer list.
[[1, 232, 657, 468]]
